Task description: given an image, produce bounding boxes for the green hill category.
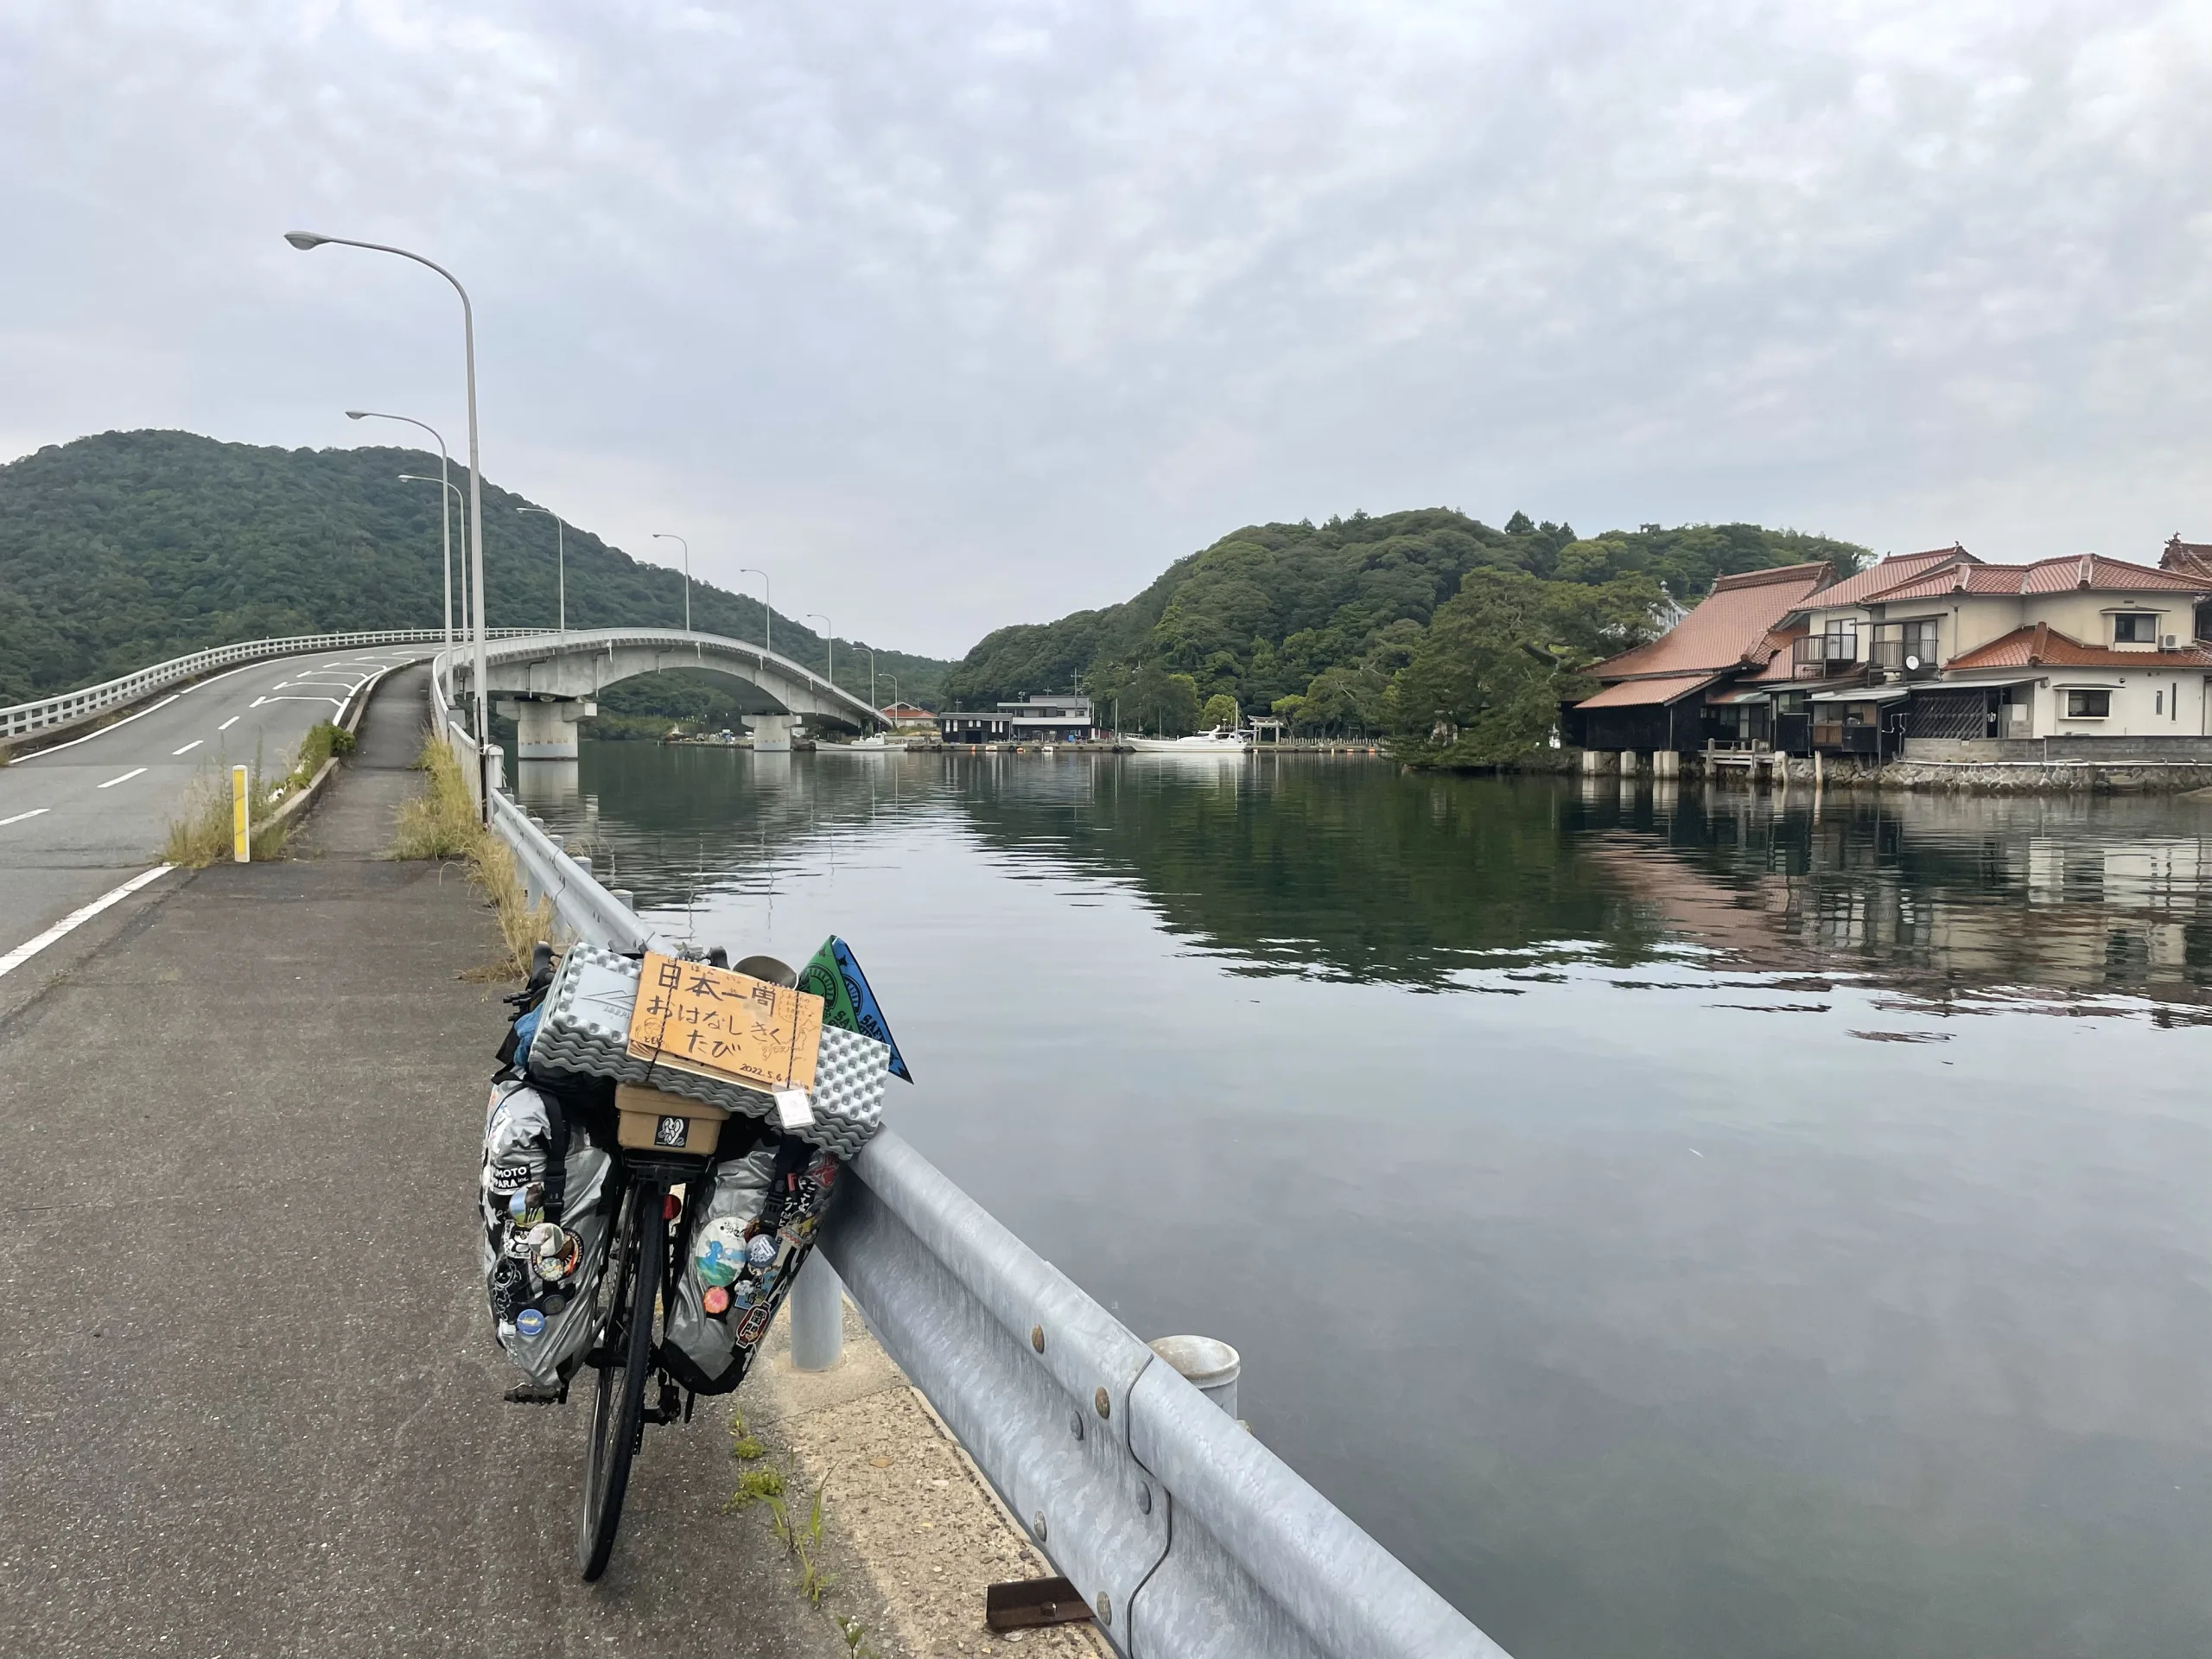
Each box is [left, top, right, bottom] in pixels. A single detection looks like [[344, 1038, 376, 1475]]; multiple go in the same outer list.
[[945, 509, 1869, 755], [0, 429, 950, 711]]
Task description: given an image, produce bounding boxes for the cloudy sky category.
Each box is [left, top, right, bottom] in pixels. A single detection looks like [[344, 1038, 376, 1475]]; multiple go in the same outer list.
[[5, 2, 2210, 657]]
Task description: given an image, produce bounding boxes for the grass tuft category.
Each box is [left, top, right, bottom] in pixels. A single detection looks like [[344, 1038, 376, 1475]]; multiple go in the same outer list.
[[729, 1410, 766, 1462], [161, 750, 292, 868], [388, 734, 556, 978], [726, 1468, 786, 1510], [389, 734, 478, 860]]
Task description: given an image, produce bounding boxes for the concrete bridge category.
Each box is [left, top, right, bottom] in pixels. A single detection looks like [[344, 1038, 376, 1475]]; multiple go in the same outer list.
[[450, 626, 884, 758]]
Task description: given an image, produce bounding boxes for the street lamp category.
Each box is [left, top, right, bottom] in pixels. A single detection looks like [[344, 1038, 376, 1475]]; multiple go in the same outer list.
[[652, 532, 690, 632], [397, 472, 467, 643], [348, 410, 455, 647], [289, 231, 492, 821], [518, 505, 566, 638], [858, 644, 876, 712], [806, 613, 834, 690], [740, 568, 772, 658]]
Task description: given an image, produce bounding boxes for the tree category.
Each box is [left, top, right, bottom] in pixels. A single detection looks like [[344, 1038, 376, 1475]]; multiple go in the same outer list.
[[1388, 569, 1662, 768], [1200, 693, 1238, 730]]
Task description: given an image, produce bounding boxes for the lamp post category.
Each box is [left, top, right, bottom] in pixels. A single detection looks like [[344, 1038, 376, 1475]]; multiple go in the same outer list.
[[349, 410, 454, 647], [858, 645, 877, 713], [518, 505, 566, 638], [397, 472, 467, 644], [289, 231, 492, 822], [652, 532, 690, 632], [740, 568, 772, 658], [806, 613, 834, 690]]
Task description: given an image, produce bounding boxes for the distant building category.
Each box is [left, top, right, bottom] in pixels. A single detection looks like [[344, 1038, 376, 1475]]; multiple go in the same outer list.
[[1564, 543, 2212, 761], [878, 702, 936, 729], [936, 694, 1099, 743]]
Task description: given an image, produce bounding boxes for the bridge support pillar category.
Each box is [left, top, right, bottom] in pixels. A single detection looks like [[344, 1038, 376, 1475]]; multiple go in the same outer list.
[[752, 714, 794, 753], [498, 696, 596, 760]]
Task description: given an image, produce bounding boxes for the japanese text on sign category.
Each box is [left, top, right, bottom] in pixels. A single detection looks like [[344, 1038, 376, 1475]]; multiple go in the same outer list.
[[626, 952, 823, 1092]]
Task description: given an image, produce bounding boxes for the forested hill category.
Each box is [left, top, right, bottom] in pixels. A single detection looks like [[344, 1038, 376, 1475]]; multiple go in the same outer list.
[[0, 430, 950, 706], [944, 509, 1869, 750]]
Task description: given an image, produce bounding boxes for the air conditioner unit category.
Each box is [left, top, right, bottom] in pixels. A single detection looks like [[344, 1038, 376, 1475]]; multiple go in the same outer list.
[[2162, 634, 2178, 650]]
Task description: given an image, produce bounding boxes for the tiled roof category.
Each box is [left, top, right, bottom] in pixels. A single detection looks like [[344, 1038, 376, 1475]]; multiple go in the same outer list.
[[1946, 624, 2212, 672], [2163, 536, 2212, 581], [1575, 671, 1721, 709], [1808, 546, 1973, 607], [1745, 626, 1808, 682], [1842, 552, 2212, 605], [2022, 553, 2212, 594], [1588, 562, 1833, 681]]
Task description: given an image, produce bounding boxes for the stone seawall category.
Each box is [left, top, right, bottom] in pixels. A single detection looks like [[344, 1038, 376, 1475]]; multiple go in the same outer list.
[[1679, 753, 2212, 794]]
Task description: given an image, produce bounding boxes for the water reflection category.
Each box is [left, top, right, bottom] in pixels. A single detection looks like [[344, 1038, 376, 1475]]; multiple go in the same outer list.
[[525, 746, 2212, 1014]]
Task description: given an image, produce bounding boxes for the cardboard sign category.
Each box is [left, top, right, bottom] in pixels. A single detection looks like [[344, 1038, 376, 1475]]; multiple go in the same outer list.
[[626, 952, 823, 1093]]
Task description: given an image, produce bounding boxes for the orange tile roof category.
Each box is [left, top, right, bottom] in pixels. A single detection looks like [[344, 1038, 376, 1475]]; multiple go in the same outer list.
[[1745, 626, 1808, 682], [1847, 552, 2212, 605], [1589, 562, 1833, 681], [1946, 623, 2212, 672], [1808, 546, 1974, 607], [1575, 671, 1721, 709]]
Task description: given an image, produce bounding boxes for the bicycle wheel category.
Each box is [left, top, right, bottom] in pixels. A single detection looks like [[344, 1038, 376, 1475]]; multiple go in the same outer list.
[[577, 1179, 665, 1580]]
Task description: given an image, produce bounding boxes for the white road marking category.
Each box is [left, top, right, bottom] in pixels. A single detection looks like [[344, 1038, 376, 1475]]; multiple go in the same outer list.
[[0, 865, 175, 981], [0, 808, 51, 826], [14, 695, 181, 760], [97, 768, 148, 789], [173, 740, 204, 755], [218, 715, 240, 731]]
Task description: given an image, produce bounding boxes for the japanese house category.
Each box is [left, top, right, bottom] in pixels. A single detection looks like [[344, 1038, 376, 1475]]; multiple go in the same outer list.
[[1567, 543, 2212, 763]]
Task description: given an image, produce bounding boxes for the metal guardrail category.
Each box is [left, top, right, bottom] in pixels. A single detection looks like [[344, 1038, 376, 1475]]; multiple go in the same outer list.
[[489, 790, 656, 953], [1, 626, 551, 742], [425, 658, 1505, 1658]]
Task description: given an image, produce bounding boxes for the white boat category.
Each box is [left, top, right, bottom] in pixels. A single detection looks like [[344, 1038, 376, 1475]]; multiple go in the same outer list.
[[1123, 727, 1253, 753], [820, 734, 889, 753]]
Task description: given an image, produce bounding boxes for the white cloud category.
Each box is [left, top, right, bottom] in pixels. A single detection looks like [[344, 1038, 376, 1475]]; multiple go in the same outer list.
[[3, 0, 2209, 654]]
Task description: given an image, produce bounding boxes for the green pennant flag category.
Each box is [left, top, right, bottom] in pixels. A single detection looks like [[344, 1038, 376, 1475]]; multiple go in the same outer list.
[[798, 936, 912, 1083]]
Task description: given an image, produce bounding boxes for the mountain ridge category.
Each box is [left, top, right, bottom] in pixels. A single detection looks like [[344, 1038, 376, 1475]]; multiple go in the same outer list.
[[0, 429, 951, 708]]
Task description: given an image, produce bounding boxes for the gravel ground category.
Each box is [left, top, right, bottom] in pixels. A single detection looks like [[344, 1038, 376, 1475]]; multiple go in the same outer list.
[[741, 1300, 1114, 1659]]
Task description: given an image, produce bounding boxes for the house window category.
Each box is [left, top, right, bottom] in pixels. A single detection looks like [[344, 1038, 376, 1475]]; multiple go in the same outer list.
[[2063, 689, 2112, 719], [2113, 613, 2159, 644]]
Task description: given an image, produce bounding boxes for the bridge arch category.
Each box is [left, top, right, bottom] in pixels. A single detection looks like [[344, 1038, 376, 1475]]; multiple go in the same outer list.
[[441, 628, 881, 757]]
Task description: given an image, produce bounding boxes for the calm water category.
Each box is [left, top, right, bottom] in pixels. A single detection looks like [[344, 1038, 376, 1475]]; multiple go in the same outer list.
[[518, 745, 2212, 1659]]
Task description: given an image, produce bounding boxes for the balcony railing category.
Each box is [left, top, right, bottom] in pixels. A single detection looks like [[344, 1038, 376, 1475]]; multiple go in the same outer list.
[[1792, 634, 1858, 673], [1868, 640, 1939, 678]]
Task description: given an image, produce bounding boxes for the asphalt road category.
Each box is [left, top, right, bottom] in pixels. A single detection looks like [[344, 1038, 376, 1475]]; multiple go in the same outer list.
[[0, 646, 429, 984], [0, 668, 849, 1656]]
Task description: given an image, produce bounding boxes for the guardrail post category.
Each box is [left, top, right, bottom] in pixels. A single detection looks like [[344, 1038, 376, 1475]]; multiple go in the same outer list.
[[790, 1253, 844, 1370], [1147, 1335, 1242, 1418]]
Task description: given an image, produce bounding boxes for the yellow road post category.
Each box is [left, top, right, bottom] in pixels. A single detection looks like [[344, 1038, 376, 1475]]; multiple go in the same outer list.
[[232, 764, 250, 863]]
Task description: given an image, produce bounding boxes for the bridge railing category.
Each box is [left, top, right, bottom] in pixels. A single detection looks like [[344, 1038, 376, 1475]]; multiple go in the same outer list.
[[427, 666, 1507, 1658], [0, 627, 551, 744]]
